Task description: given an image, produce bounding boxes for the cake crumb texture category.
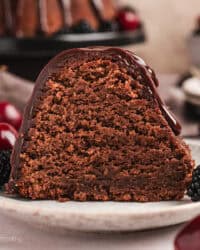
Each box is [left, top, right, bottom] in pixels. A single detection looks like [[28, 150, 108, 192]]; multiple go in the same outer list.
[[9, 52, 194, 201]]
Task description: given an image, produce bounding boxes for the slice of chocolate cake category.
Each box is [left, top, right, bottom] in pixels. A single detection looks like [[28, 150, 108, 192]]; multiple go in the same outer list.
[[8, 47, 194, 201]]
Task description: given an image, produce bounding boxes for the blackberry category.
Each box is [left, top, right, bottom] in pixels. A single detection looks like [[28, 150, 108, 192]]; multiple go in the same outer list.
[[0, 150, 11, 187], [70, 20, 95, 33], [99, 20, 119, 32], [187, 165, 200, 201]]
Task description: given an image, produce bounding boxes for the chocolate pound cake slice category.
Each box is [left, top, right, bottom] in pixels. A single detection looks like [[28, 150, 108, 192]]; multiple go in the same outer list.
[[8, 47, 194, 201]]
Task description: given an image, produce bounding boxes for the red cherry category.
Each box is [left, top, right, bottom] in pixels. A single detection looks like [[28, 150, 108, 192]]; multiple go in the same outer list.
[[0, 123, 17, 150], [0, 102, 22, 130], [175, 216, 200, 250], [117, 10, 141, 31]]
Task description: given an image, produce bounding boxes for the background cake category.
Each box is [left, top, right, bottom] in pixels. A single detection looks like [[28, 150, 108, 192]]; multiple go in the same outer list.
[[8, 47, 194, 201], [0, 0, 141, 37], [0, 0, 144, 81]]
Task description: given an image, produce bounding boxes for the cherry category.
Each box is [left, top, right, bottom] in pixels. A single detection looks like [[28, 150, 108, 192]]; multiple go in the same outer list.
[[175, 216, 200, 250], [0, 123, 17, 150], [0, 102, 22, 130], [116, 9, 141, 31]]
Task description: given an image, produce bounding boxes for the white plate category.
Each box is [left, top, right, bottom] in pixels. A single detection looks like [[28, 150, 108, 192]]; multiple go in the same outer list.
[[0, 139, 199, 232]]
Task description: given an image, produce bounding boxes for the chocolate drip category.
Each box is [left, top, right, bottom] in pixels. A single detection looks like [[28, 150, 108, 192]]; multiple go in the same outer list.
[[60, 0, 72, 27], [128, 51, 181, 135], [37, 0, 48, 35], [89, 0, 116, 24], [3, 0, 13, 34], [89, 0, 104, 22], [80, 47, 181, 135]]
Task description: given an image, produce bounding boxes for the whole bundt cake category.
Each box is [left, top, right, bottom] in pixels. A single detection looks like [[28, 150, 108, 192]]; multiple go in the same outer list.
[[0, 0, 118, 37], [0, 0, 142, 37], [7, 47, 194, 201]]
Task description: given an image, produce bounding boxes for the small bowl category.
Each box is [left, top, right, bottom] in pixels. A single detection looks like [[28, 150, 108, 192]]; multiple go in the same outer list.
[[182, 77, 200, 106]]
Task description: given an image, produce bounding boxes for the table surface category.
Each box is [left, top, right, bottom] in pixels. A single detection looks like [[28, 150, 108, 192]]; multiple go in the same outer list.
[[0, 74, 199, 250], [0, 213, 182, 250]]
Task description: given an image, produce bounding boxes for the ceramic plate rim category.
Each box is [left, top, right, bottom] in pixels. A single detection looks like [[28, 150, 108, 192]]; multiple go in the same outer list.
[[0, 139, 199, 232]]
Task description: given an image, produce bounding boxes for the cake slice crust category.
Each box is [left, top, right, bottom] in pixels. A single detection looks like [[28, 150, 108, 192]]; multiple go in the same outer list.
[[8, 48, 194, 201]]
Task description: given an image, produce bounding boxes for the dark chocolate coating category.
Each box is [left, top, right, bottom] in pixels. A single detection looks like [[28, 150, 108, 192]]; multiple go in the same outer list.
[[9, 47, 181, 187]]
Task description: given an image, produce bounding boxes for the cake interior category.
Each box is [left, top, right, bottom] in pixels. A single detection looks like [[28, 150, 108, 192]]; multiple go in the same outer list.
[[16, 55, 192, 201]]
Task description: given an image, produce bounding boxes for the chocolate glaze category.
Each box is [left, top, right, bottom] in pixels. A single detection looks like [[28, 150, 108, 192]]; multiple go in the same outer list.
[[38, 0, 48, 34], [8, 47, 181, 188], [90, 0, 104, 23], [60, 0, 72, 27], [125, 50, 181, 135], [82, 47, 181, 135], [37, 0, 64, 35], [3, 0, 14, 34], [90, 0, 116, 25]]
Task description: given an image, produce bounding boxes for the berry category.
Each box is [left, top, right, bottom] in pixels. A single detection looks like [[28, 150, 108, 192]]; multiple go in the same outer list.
[[0, 123, 17, 150], [187, 165, 200, 201], [0, 102, 22, 130], [175, 215, 200, 250], [71, 20, 95, 33], [99, 20, 118, 32], [0, 150, 11, 187], [116, 9, 141, 31]]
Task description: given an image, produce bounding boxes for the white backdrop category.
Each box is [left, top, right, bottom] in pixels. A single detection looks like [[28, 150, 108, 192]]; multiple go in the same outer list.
[[122, 0, 200, 73]]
